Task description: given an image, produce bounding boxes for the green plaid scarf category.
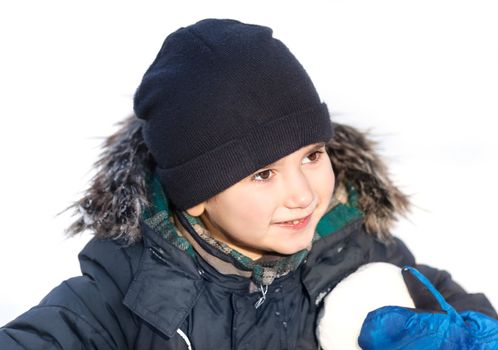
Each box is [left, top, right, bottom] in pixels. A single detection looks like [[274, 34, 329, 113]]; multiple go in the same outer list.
[[141, 172, 362, 286]]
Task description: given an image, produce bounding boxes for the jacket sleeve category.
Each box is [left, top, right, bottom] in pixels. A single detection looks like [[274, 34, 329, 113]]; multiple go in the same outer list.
[[374, 236, 498, 319], [0, 238, 142, 349]]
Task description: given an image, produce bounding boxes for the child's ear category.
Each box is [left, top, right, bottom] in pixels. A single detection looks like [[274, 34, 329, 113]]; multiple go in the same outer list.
[[186, 202, 206, 217]]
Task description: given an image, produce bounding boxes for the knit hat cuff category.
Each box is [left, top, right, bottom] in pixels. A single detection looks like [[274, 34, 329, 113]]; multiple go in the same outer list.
[[156, 103, 333, 210]]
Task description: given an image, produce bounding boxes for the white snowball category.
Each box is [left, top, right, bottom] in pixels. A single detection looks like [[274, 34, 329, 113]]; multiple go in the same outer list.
[[317, 262, 415, 350]]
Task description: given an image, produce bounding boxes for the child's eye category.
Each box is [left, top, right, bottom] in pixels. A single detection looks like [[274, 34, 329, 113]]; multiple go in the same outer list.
[[251, 169, 274, 182], [302, 150, 324, 164]]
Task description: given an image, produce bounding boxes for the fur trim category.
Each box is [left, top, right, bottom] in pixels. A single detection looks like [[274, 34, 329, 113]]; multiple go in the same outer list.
[[327, 124, 410, 241], [63, 116, 409, 243], [63, 116, 152, 243]]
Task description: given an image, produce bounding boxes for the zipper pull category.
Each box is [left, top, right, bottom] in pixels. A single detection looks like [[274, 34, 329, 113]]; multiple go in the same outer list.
[[254, 284, 268, 309]]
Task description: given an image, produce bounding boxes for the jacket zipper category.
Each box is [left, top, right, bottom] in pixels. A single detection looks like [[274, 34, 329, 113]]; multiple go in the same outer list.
[[254, 284, 268, 309]]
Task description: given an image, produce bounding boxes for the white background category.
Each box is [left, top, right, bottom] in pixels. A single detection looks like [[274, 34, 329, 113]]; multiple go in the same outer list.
[[0, 0, 497, 325]]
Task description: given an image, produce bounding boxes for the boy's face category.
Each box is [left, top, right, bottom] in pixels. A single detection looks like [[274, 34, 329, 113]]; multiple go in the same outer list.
[[188, 142, 335, 260]]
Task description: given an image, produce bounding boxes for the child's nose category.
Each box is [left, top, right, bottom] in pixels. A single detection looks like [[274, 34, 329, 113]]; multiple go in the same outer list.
[[285, 172, 314, 209]]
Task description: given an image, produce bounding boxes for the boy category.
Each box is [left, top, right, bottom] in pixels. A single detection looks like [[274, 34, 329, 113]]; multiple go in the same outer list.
[[1, 18, 496, 349]]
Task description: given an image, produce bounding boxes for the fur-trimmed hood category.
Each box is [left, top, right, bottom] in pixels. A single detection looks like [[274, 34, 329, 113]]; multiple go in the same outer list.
[[63, 116, 409, 243]]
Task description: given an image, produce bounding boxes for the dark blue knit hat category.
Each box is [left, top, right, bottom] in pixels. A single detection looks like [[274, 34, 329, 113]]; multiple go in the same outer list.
[[134, 19, 333, 210]]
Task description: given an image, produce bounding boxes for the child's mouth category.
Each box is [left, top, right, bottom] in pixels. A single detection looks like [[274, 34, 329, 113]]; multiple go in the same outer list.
[[274, 214, 312, 230]]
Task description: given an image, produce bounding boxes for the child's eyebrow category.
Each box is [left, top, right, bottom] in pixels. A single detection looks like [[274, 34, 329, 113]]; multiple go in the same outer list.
[[299, 142, 326, 157], [306, 142, 326, 152]]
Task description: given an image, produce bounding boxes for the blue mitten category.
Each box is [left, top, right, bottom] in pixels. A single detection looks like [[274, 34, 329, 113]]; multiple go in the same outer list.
[[359, 266, 498, 349]]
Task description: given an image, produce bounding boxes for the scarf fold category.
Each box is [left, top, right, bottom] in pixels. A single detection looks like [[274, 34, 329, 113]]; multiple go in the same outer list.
[[141, 172, 362, 286]]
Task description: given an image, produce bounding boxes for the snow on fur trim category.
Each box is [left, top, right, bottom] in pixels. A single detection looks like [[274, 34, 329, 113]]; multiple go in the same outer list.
[[62, 116, 152, 243]]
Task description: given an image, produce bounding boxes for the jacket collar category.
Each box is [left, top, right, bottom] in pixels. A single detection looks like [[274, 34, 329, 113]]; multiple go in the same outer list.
[[123, 214, 367, 338], [123, 221, 205, 338], [301, 218, 365, 303]]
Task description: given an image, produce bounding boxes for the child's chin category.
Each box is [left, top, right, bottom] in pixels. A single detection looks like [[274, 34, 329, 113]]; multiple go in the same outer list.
[[275, 240, 313, 256]]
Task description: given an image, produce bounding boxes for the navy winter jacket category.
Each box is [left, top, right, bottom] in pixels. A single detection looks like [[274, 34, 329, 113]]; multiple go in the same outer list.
[[1, 218, 496, 349], [2, 119, 496, 349]]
